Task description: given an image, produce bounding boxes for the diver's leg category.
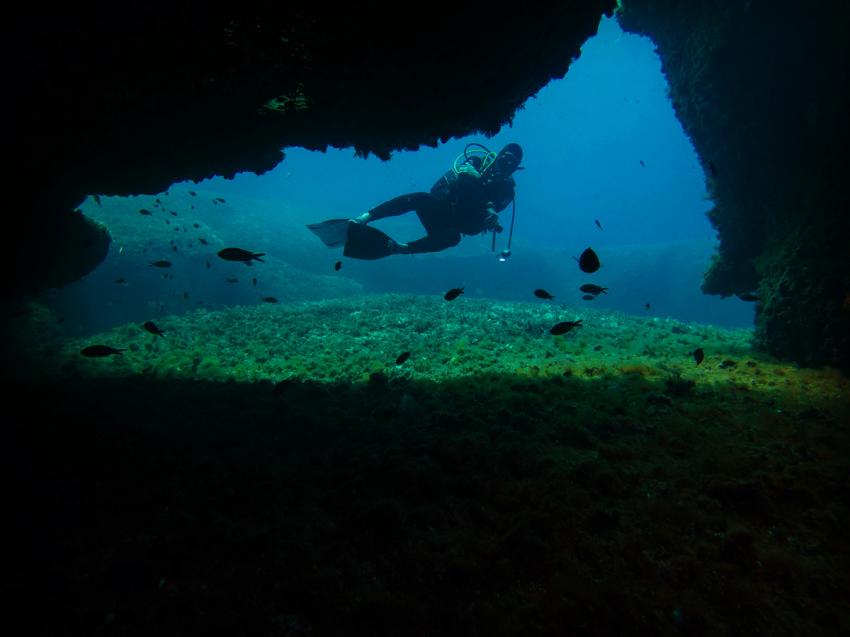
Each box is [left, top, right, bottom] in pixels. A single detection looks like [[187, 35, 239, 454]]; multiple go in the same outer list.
[[405, 200, 461, 254], [367, 192, 433, 222]]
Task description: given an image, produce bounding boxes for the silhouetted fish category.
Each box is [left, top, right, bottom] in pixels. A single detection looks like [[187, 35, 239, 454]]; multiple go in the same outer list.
[[143, 321, 165, 337], [581, 294, 595, 300], [252, 277, 257, 286], [189, 190, 197, 196], [260, 296, 278, 303], [226, 277, 238, 283], [595, 219, 603, 230], [395, 351, 411, 365], [115, 277, 126, 284], [576, 247, 600, 273], [218, 248, 265, 263], [139, 208, 152, 215], [639, 160, 645, 167], [205, 260, 210, 269], [708, 161, 718, 179], [93, 194, 102, 206], [444, 287, 464, 301], [150, 260, 172, 268], [550, 320, 583, 335], [334, 261, 342, 271], [693, 347, 705, 365], [737, 292, 760, 302], [534, 289, 555, 300], [198, 238, 208, 245], [214, 197, 226, 203], [579, 284, 608, 295], [645, 303, 651, 310], [80, 344, 125, 357]]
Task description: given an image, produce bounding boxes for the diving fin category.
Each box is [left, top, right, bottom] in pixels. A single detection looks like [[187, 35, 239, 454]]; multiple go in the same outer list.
[[343, 222, 395, 260], [306, 218, 350, 248]]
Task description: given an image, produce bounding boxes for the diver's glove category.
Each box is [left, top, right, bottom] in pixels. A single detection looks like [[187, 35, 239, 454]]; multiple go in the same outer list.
[[351, 211, 372, 225], [483, 211, 503, 233]]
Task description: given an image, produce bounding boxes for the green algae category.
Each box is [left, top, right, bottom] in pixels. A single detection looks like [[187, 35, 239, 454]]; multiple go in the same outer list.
[[9, 294, 850, 636]]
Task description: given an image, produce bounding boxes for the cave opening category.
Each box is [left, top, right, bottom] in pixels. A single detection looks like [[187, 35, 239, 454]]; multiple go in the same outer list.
[[51, 15, 755, 340]]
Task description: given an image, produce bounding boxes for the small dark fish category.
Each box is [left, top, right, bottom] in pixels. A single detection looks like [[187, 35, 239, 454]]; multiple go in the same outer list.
[[260, 296, 278, 303], [183, 291, 189, 300], [576, 247, 600, 273], [93, 194, 102, 206], [737, 292, 760, 302], [594, 219, 603, 230], [534, 289, 555, 300], [165, 219, 170, 225], [218, 247, 265, 263], [252, 277, 257, 286], [205, 260, 210, 269], [214, 197, 226, 203], [692, 347, 705, 365], [639, 160, 645, 167], [550, 319, 583, 336], [80, 344, 125, 357], [395, 351, 411, 365], [155, 198, 162, 204], [189, 190, 197, 196], [115, 277, 126, 284], [149, 260, 172, 268], [198, 238, 208, 245], [645, 303, 651, 310], [579, 284, 608, 295], [334, 261, 342, 271], [139, 208, 153, 215], [444, 287, 464, 301], [581, 294, 595, 300], [193, 223, 200, 228], [170, 211, 178, 216], [172, 245, 178, 252], [708, 161, 718, 179], [226, 277, 238, 283], [143, 321, 165, 337]]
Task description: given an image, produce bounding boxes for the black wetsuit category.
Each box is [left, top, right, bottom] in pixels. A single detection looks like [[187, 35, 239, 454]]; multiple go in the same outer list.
[[367, 168, 516, 254]]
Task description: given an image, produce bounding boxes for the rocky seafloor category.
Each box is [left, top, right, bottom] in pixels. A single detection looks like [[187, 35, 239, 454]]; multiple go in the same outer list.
[[8, 294, 850, 636]]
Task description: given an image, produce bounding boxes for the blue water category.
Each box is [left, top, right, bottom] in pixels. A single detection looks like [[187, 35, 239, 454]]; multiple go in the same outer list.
[[45, 15, 755, 336]]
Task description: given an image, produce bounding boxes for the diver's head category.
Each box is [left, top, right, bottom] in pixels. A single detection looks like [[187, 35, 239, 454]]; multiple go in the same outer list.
[[487, 143, 523, 180], [495, 143, 522, 173]]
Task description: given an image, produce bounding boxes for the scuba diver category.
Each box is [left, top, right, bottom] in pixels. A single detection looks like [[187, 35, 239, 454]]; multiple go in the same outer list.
[[307, 142, 522, 260]]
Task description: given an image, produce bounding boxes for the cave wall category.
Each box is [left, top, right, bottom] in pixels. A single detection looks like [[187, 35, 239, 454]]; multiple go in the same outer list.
[[617, 0, 850, 372]]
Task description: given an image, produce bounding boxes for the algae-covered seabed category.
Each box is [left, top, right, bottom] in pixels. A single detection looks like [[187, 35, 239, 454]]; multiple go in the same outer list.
[[9, 294, 850, 636]]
